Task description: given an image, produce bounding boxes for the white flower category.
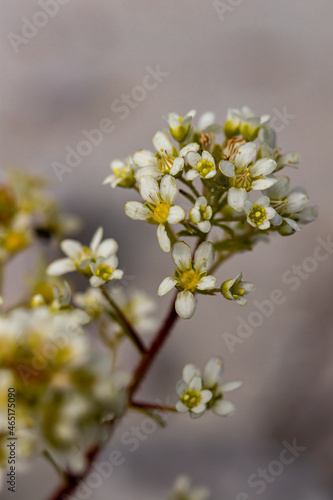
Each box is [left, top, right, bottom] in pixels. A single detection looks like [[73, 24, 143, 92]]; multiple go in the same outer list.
[[176, 364, 212, 418], [244, 196, 276, 230], [134, 131, 199, 180], [158, 241, 216, 319], [169, 475, 210, 500], [189, 197, 212, 233], [203, 357, 243, 417], [224, 106, 270, 141], [47, 227, 118, 277], [103, 157, 136, 188], [263, 175, 310, 231], [74, 287, 108, 318], [276, 152, 301, 170], [185, 150, 216, 181], [107, 289, 157, 334], [220, 142, 277, 212], [197, 111, 223, 134], [165, 110, 196, 142], [89, 255, 124, 287], [221, 272, 256, 305], [125, 175, 185, 253]]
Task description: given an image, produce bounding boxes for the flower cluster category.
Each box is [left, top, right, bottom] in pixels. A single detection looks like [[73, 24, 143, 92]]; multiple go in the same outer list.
[[106, 107, 317, 319], [0, 170, 79, 264], [176, 358, 242, 418], [168, 475, 210, 500], [0, 304, 130, 475]]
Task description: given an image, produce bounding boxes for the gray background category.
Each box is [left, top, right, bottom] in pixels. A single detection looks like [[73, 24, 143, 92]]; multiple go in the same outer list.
[[1, 1, 333, 499]]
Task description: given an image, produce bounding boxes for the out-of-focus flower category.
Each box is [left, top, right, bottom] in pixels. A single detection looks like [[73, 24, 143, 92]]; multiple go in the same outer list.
[[169, 475, 210, 500], [103, 157, 136, 188], [176, 365, 212, 418]]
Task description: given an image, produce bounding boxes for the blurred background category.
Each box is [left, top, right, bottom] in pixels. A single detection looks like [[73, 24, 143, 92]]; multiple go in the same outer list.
[[1, 0, 333, 498]]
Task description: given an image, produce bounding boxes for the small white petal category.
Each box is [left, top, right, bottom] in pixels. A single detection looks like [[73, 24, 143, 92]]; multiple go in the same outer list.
[[202, 151, 215, 165], [175, 291, 196, 319], [170, 157, 184, 176], [185, 169, 200, 181], [198, 111, 215, 130], [197, 221, 211, 233], [234, 142, 257, 169], [179, 143, 200, 157], [203, 357, 224, 387], [158, 277, 177, 297], [157, 224, 171, 253], [160, 175, 178, 204], [152, 130, 173, 155], [61, 239, 83, 258], [186, 151, 201, 168], [133, 149, 156, 168], [265, 207, 276, 220], [97, 239, 118, 258], [110, 269, 123, 280], [251, 177, 277, 190], [197, 275, 217, 290], [256, 195, 270, 207], [194, 241, 215, 272], [135, 166, 160, 180], [205, 169, 217, 179], [189, 376, 202, 392], [263, 175, 289, 199], [183, 364, 201, 384], [139, 175, 160, 203], [167, 206, 186, 224], [284, 217, 301, 231], [176, 401, 189, 413], [89, 276, 105, 287], [200, 390, 213, 404], [220, 380, 243, 392], [244, 200, 254, 215], [172, 241, 192, 269], [125, 201, 149, 220], [90, 227, 103, 253], [213, 400, 236, 416], [176, 380, 187, 397], [219, 160, 236, 178], [258, 219, 270, 230], [191, 403, 206, 415], [250, 158, 277, 177], [228, 187, 247, 212], [47, 258, 76, 276]]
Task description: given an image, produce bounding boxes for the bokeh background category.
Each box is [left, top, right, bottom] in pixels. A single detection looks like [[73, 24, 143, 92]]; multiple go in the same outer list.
[[1, 1, 333, 499]]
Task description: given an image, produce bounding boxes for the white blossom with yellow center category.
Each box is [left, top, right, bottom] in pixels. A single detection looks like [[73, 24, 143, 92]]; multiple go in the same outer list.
[[189, 196, 212, 233], [134, 131, 199, 180], [103, 157, 136, 189], [158, 241, 217, 319], [244, 196, 276, 230], [125, 175, 185, 253], [47, 227, 118, 277], [185, 150, 216, 181], [175, 364, 212, 418], [220, 142, 277, 212], [165, 110, 196, 142]]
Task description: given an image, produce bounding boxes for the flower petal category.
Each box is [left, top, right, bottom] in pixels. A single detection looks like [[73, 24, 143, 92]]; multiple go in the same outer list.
[[250, 158, 277, 177], [186, 151, 201, 168], [125, 201, 149, 220], [200, 390, 213, 404], [234, 142, 257, 169], [191, 403, 206, 414], [197, 221, 211, 233], [157, 224, 171, 253], [160, 175, 178, 204], [172, 241, 192, 269], [139, 175, 160, 203], [197, 275, 217, 290], [47, 258, 75, 276], [175, 291, 196, 319], [158, 277, 177, 297], [212, 400, 236, 416], [90, 227, 103, 253], [251, 177, 277, 190], [176, 380, 187, 397], [203, 357, 224, 387], [220, 380, 243, 392], [170, 157, 184, 176], [89, 276, 105, 288], [194, 241, 215, 272], [97, 239, 118, 258], [61, 239, 83, 259], [228, 187, 247, 212], [183, 364, 201, 384], [133, 149, 156, 168], [219, 160, 236, 178], [167, 206, 186, 224], [185, 169, 200, 181], [176, 401, 189, 413], [179, 143, 200, 157], [152, 130, 173, 155], [189, 376, 202, 392]]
